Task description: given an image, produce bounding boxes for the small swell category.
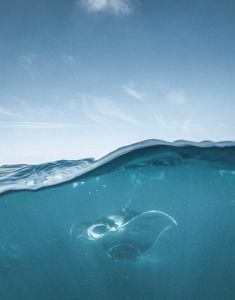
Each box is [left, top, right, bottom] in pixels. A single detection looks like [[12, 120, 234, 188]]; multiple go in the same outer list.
[[0, 139, 235, 194]]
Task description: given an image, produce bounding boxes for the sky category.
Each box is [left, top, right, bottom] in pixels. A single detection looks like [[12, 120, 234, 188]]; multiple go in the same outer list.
[[0, 0, 235, 164]]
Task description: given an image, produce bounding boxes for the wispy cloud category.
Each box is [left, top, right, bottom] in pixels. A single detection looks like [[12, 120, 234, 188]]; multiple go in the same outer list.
[[78, 0, 133, 15], [121, 83, 145, 101], [94, 97, 137, 123], [81, 97, 104, 123], [6, 97, 66, 120], [154, 113, 202, 139], [181, 119, 191, 132], [167, 89, 187, 106], [17, 54, 38, 72], [61, 54, 76, 65], [79, 94, 138, 124], [12, 97, 35, 115], [0, 106, 18, 117], [0, 121, 82, 129]]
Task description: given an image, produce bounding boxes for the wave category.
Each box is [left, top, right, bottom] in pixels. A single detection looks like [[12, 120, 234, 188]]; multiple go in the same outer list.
[[0, 139, 235, 194]]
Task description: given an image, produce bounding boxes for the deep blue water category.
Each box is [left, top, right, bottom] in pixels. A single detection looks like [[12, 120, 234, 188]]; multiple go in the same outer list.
[[0, 140, 235, 300]]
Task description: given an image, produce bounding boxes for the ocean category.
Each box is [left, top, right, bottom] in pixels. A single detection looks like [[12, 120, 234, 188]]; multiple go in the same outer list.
[[0, 140, 235, 300]]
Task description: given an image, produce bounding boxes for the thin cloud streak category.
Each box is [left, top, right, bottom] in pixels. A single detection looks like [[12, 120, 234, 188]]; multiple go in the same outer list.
[[182, 119, 191, 132], [79, 94, 139, 125], [121, 84, 145, 101], [94, 97, 138, 124], [0, 106, 18, 117], [3, 97, 66, 120], [81, 97, 104, 123]]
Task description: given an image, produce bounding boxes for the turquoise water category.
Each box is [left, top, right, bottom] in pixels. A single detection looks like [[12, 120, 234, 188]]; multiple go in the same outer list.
[[0, 140, 235, 300]]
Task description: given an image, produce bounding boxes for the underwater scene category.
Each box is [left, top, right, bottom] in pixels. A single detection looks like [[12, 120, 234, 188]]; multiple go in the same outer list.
[[0, 140, 235, 300]]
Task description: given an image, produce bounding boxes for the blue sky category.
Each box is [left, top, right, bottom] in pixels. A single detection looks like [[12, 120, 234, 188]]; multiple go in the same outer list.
[[0, 0, 235, 164]]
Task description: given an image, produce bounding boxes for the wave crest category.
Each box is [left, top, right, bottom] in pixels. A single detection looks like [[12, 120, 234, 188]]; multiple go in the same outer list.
[[0, 139, 235, 194]]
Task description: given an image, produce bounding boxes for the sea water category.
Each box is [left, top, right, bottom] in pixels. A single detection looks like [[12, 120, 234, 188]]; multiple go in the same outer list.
[[0, 140, 235, 300]]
